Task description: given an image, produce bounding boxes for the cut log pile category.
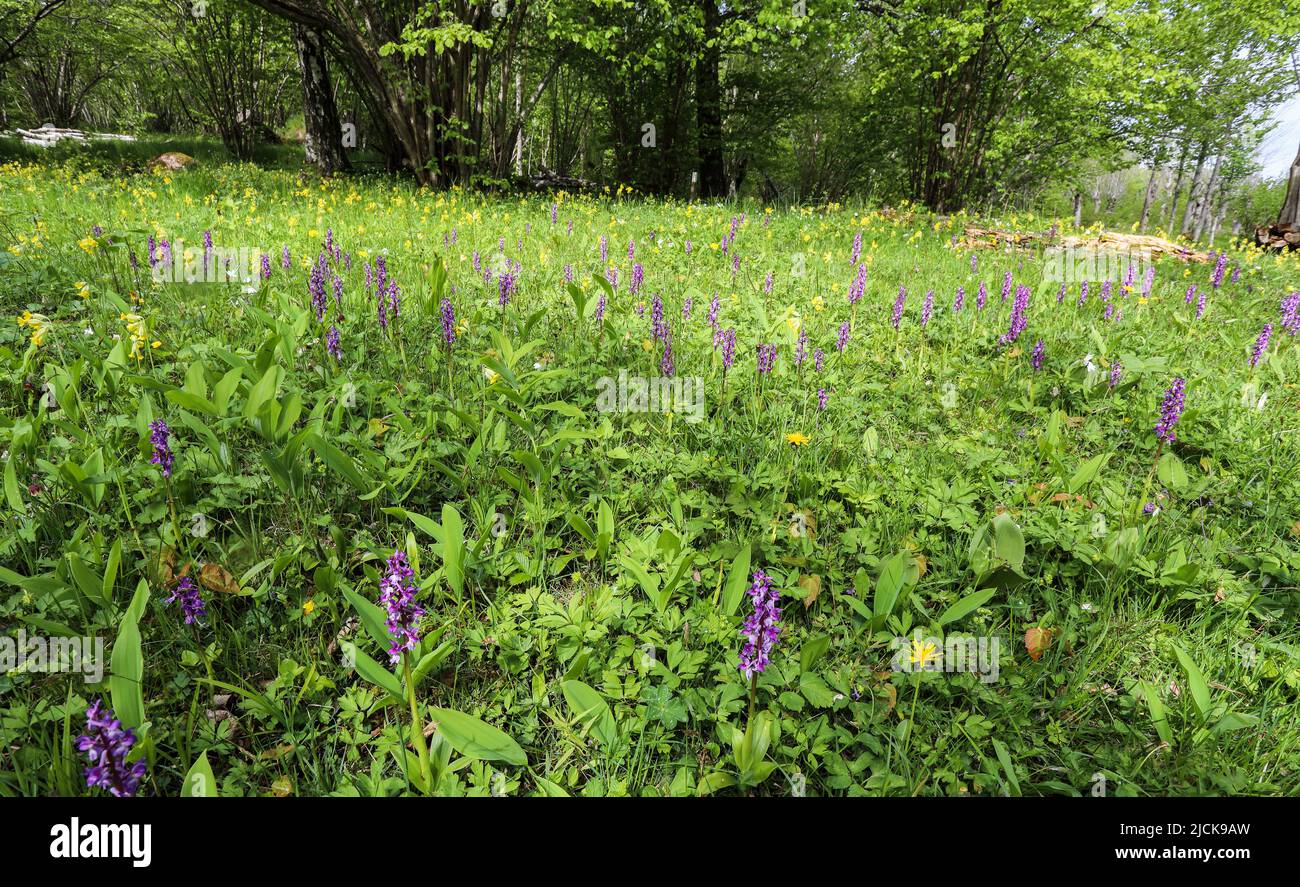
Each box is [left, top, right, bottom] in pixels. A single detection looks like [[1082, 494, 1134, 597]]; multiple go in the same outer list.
[[1253, 223, 1299, 252], [3, 122, 135, 148], [960, 226, 1210, 263]]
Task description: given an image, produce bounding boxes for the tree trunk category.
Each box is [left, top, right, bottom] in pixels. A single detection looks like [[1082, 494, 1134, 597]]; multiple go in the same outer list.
[[1166, 140, 1190, 234], [292, 23, 349, 176], [695, 0, 726, 199], [1279, 138, 1300, 230], [1072, 190, 1082, 227], [1192, 154, 1221, 243], [1179, 140, 1209, 236], [1138, 166, 1158, 231], [512, 67, 523, 177]]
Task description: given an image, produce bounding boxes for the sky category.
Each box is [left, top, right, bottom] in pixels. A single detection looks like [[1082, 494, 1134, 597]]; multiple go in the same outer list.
[[1258, 93, 1299, 180]]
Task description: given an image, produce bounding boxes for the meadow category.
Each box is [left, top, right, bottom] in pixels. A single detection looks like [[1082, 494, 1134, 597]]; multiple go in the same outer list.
[[1, 157, 1298, 797]]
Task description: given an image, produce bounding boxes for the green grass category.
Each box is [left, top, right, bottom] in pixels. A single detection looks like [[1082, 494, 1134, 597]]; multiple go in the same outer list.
[[0, 156, 1297, 797]]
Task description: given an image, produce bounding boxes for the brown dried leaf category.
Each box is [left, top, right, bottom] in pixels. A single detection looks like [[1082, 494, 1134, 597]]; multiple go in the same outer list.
[[799, 574, 822, 608], [199, 562, 241, 595], [1025, 626, 1055, 661]]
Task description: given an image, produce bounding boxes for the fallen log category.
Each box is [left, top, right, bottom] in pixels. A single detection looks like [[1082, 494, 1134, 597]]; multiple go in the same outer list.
[[961, 226, 1210, 262]]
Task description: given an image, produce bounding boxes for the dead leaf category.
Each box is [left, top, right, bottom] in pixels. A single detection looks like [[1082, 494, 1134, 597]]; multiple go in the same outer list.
[[799, 574, 822, 608], [199, 561, 241, 594], [260, 743, 295, 761], [1025, 626, 1055, 661], [271, 776, 293, 797]]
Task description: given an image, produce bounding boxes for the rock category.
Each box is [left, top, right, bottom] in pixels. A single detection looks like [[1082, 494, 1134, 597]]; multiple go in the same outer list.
[[149, 151, 197, 171]]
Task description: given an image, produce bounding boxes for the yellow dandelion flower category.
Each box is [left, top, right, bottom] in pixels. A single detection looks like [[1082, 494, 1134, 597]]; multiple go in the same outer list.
[[909, 637, 938, 667], [785, 432, 809, 446]]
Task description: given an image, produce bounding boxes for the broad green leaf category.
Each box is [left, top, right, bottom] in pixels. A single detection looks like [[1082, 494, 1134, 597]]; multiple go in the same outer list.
[[428, 707, 527, 766], [561, 680, 618, 747], [306, 432, 372, 490], [341, 582, 392, 651], [936, 588, 997, 626], [440, 503, 464, 601], [110, 614, 145, 730], [183, 751, 218, 797], [4, 457, 24, 513], [343, 641, 403, 700], [1171, 643, 1211, 721], [721, 543, 751, 616]]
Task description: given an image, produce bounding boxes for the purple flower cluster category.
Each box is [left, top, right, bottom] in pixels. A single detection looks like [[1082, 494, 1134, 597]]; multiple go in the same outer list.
[[921, 289, 934, 328], [1280, 292, 1299, 336], [498, 271, 515, 308], [756, 343, 777, 375], [1031, 339, 1044, 371], [976, 281, 987, 311], [308, 252, 328, 321], [953, 285, 964, 312], [167, 575, 206, 624], [1154, 377, 1186, 445], [738, 570, 781, 680], [891, 286, 906, 329], [149, 419, 174, 478], [817, 388, 828, 411], [651, 293, 666, 342], [1211, 252, 1227, 289], [326, 325, 342, 361], [1249, 323, 1272, 368], [379, 550, 424, 662], [440, 298, 456, 344], [1000, 284, 1030, 345], [836, 321, 850, 353], [77, 699, 147, 797], [720, 328, 737, 370], [1109, 360, 1122, 389], [630, 262, 644, 296]]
